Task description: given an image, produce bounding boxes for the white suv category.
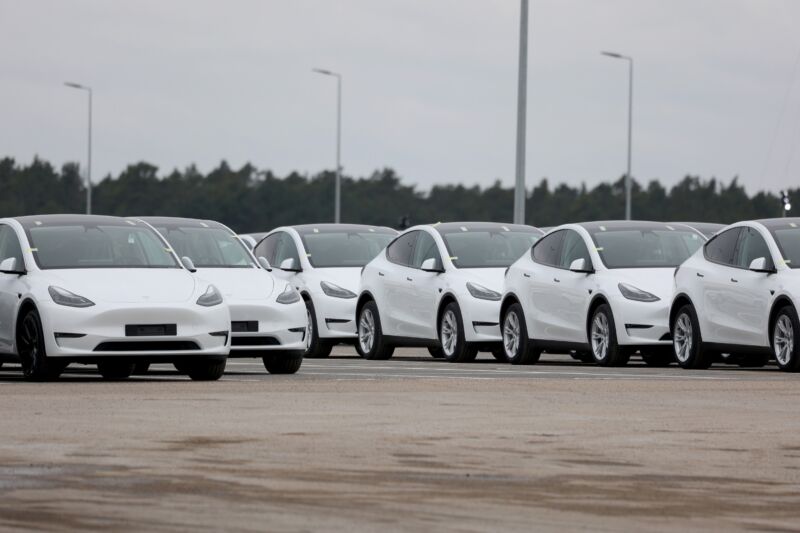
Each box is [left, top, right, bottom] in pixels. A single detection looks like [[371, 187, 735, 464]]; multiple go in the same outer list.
[[357, 222, 543, 362], [670, 218, 800, 371]]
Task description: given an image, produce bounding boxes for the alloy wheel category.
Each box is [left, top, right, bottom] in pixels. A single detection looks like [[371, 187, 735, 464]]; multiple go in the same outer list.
[[503, 311, 520, 358], [774, 315, 794, 366], [358, 309, 375, 354], [673, 313, 694, 363], [304, 308, 313, 352], [440, 310, 458, 356], [591, 312, 609, 361]]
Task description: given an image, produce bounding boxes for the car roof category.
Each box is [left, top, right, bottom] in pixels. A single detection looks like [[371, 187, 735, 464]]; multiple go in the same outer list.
[[13, 214, 148, 228], [136, 216, 230, 231], [753, 218, 800, 230], [576, 220, 695, 232], [430, 222, 544, 234], [289, 223, 396, 234]]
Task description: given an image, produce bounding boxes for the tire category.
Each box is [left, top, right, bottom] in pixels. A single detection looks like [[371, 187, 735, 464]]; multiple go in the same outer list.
[[355, 301, 394, 360], [640, 347, 674, 367], [173, 361, 191, 374], [427, 347, 445, 359], [263, 352, 303, 374], [17, 308, 64, 380], [133, 362, 150, 374], [672, 304, 714, 369], [772, 305, 800, 372], [97, 361, 135, 380], [439, 301, 478, 363], [500, 303, 541, 365], [491, 347, 506, 361], [184, 359, 227, 381], [589, 304, 629, 366], [304, 299, 333, 358], [570, 350, 594, 364]]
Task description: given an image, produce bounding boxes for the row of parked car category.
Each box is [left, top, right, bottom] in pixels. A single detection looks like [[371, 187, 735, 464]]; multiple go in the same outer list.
[[0, 214, 797, 381]]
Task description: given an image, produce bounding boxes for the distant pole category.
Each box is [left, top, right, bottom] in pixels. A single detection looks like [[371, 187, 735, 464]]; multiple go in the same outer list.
[[313, 68, 342, 223], [513, 0, 529, 225], [601, 51, 634, 220], [64, 82, 93, 214]]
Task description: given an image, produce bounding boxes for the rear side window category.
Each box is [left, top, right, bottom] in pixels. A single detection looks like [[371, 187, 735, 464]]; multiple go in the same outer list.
[[532, 230, 565, 267], [386, 231, 418, 267], [704, 227, 741, 266]]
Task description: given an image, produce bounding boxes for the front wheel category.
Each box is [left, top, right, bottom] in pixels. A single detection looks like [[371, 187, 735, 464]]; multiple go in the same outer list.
[[263, 352, 303, 374], [439, 302, 477, 363], [17, 308, 64, 380], [356, 301, 394, 360], [501, 303, 540, 365], [773, 306, 800, 372], [97, 361, 135, 380], [304, 299, 333, 358], [589, 304, 629, 366], [672, 304, 713, 369], [184, 359, 227, 381], [427, 347, 445, 359]]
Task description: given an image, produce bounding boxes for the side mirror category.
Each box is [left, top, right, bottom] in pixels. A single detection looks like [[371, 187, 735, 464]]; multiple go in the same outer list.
[[569, 258, 593, 273], [279, 257, 300, 272], [181, 256, 197, 273], [0, 257, 23, 275], [749, 257, 775, 273], [257, 256, 272, 271], [420, 257, 443, 273]]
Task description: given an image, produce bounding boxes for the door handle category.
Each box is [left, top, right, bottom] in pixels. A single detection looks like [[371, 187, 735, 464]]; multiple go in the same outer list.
[[554, 278, 560, 283], [378, 272, 385, 277], [406, 277, 413, 282], [696, 272, 704, 278], [731, 278, 738, 283], [523, 273, 531, 278]]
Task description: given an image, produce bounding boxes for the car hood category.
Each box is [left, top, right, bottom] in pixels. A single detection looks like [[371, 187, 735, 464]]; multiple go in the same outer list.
[[44, 268, 198, 304], [609, 268, 676, 301], [456, 268, 506, 292], [313, 267, 362, 293], [196, 267, 276, 301]]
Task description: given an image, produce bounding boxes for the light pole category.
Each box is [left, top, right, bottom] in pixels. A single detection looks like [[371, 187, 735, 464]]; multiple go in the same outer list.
[[601, 51, 633, 220], [64, 82, 93, 215], [513, 0, 529, 225], [781, 190, 791, 217], [312, 68, 342, 223]]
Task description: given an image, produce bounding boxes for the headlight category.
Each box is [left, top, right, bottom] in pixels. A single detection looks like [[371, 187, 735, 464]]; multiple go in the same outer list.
[[277, 284, 301, 304], [48, 286, 94, 308], [618, 283, 660, 302], [196, 285, 223, 307], [320, 280, 356, 299], [466, 282, 501, 301]]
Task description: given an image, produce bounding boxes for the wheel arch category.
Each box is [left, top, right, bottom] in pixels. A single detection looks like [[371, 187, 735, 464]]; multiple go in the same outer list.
[[669, 293, 694, 330], [436, 292, 459, 332], [499, 293, 520, 323], [14, 298, 39, 354], [768, 295, 797, 343], [356, 291, 375, 318], [585, 294, 610, 337]]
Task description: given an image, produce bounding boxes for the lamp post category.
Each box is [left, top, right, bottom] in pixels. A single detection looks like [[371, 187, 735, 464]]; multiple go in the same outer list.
[[513, 0, 529, 225], [64, 82, 93, 215], [601, 51, 633, 220], [312, 68, 342, 223], [781, 190, 791, 217]]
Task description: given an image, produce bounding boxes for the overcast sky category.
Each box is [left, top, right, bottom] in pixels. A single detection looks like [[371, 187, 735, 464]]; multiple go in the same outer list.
[[2, 0, 800, 193]]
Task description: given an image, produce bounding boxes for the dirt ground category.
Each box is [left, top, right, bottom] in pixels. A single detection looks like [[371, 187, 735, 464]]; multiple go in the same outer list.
[[1, 356, 800, 532]]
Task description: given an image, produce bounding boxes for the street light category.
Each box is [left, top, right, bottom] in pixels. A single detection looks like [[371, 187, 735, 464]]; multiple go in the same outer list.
[[312, 68, 342, 224], [64, 82, 93, 215], [781, 190, 791, 217], [513, 0, 529, 225], [601, 51, 634, 220]]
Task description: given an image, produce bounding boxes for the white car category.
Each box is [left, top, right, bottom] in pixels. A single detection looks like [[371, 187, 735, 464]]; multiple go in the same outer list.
[[670, 218, 800, 371], [240, 233, 267, 251], [0, 215, 230, 381], [141, 217, 307, 374], [501, 221, 707, 366], [671, 222, 724, 239], [252, 224, 397, 357], [357, 222, 544, 362]]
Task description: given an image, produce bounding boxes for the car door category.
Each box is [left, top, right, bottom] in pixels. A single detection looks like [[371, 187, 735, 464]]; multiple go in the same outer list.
[[725, 227, 776, 347], [381, 231, 418, 336], [552, 230, 595, 343], [0, 225, 25, 352], [699, 227, 742, 343], [404, 230, 443, 340], [265, 232, 300, 284], [527, 230, 565, 341]]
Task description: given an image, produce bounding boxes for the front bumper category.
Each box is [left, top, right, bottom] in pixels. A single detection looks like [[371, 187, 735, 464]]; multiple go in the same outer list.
[[40, 300, 231, 358], [228, 299, 307, 356], [313, 294, 357, 340], [609, 296, 671, 346], [461, 297, 502, 343]]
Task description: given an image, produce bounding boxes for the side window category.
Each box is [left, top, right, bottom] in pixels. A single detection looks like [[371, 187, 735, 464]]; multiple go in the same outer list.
[[532, 230, 565, 267], [558, 230, 591, 269], [735, 227, 773, 269], [410, 231, 442, 269], [254, 233, 281, 264], [0, 225, 24, 268], [386, 231, 418, 267], [704, 227, 741, 266], [274, 233, 300, 267]]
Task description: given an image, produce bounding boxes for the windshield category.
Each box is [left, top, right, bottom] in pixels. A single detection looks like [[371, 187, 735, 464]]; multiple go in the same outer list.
[[440, 230, 541, 268], [27, 225, 179, 269], [300, 231, 395, 268], [770, 227, 800, 269], [155, 226, 256, 268], [589, 228, 703, 269]]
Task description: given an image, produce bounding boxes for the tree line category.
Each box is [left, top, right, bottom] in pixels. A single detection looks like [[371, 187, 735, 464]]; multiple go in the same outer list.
[[0, 156, 794, 233]]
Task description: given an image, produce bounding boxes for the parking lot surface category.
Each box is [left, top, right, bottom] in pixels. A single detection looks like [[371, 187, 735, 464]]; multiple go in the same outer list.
[[2, 348, 800, 531]]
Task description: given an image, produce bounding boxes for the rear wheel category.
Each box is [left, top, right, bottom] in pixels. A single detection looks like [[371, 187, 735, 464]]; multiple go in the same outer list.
[[640, 348, 674, 367], [427, 347, 445, 359], [97, 361, 135, 380], [17, 308, 64, 380], [304, 299, 333, 358], [672, 304, 714, 369], [772, 306, 800, 372], [491, 347, 506, 361], [263, 352, 303, 374], [500, 303, 540, 365], [589, 304, 629, 366], [439, 302, 477, 363], [184, 359, 227, 381], [356, 301, 394, 360]]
